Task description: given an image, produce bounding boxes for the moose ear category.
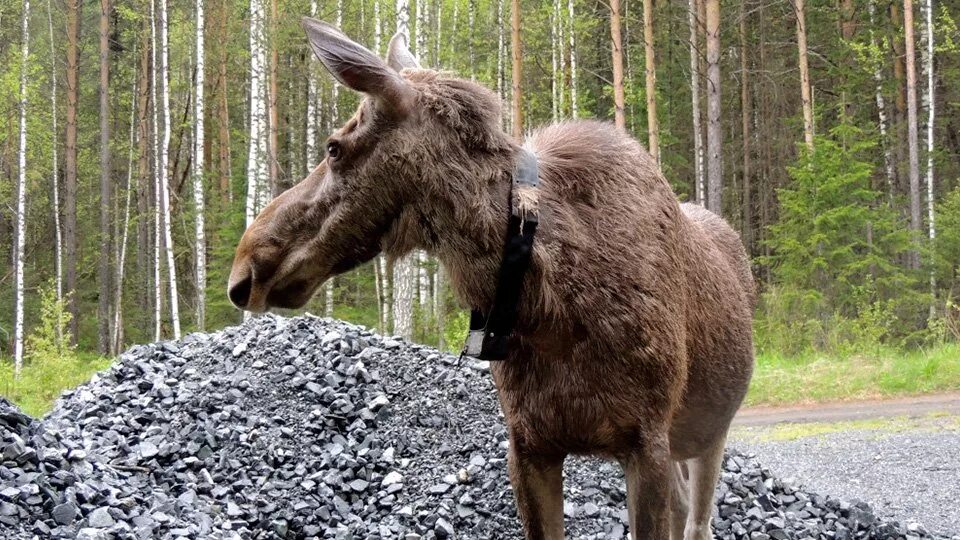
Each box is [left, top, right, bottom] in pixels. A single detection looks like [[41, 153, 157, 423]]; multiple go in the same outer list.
[[302, 18, 415, 115], [386, 32, 420, 71]]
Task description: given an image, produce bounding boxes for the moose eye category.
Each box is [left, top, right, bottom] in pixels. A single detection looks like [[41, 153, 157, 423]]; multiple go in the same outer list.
[[326, 141, 342, 160]]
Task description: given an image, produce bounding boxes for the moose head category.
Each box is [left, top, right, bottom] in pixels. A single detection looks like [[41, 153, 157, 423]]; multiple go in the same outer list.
[[228, 18, 517, 313]]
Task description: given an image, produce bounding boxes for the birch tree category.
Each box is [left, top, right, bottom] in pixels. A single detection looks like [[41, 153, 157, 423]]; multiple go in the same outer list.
[[705, 0, 722, 213], [921, 0, 935, 312], [740, 0, 751, 248], [641, 0, 657, 157], [151, 0, 162, 340], [13, 0, 30, 374], [46, 0, 63, 347], [391, 0, 416, 337], [194, 0, 207, 329], [794, 0, 814, 149], [268, 0, 280, 195], [904, 0, 921, 268], [568, 0, 577, 118], [97, 0, 113, 353], [246, 0, 268, 228], [610, 0, 626, 130], [113, 69, 138, 353], [689, 0, 704, 203], [869, 0, 895, 191], [159, 0, 182, 339]]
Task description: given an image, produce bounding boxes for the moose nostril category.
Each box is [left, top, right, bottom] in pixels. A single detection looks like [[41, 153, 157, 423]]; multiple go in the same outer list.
[[229, 274, 253, 308]]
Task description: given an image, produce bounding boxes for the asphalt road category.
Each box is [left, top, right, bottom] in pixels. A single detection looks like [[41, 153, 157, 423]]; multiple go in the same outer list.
[[730, 414, 960, 537]]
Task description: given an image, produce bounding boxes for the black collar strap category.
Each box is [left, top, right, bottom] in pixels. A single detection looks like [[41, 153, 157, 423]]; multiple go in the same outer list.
[[462, 148, 540, 361]]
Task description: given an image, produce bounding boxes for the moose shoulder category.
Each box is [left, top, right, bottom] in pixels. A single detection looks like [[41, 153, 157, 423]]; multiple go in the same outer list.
[[229, 19, 755, 540]]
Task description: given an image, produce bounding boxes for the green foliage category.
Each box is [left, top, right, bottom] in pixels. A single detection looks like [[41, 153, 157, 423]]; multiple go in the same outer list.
[[25, 283, 74, 362], [757, 123, 920, 355]]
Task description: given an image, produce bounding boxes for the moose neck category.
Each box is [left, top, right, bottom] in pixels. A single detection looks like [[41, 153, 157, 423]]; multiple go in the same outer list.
[[416, 142, 524, 315]]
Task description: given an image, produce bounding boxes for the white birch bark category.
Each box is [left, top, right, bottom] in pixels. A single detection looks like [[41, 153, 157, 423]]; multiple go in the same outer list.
[[904, 0, 921, 268], [869, 0, 895, 193], [14, 0, 30, 374], [246, 0, 268, 227], [393, 0, 415, 339], [159, 0, 181, 339], [568, 0, 578, 118], [194, 0, 207, 330], [415, 0, 426, 58], [151, 0, 162, 340], [46, 0, 64, 346], [689, 0, 705, 204], [922, 0, 935, 313], [113, 70, 138, 353]]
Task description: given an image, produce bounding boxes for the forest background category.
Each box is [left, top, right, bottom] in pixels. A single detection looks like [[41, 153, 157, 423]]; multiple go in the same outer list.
[[2, 0, 960, 414]]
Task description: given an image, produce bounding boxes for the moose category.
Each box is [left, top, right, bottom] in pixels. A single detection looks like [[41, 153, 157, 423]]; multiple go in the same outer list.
[[228, 19, 755, 540]]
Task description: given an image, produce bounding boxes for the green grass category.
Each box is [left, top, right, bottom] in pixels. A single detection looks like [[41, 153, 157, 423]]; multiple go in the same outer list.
[[2, 340, 959, 417], [0, 353, 112, 418], [747, 343, 960, 406]]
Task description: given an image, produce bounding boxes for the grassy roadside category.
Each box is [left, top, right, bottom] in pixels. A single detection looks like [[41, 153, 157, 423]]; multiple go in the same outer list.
[[0, 353, 112, 418], [2, 342, 959, 417], [747, 343, 960, 407]]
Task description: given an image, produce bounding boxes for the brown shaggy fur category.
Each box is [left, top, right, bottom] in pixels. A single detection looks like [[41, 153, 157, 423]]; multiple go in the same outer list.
[[229, 20, 754, 540]]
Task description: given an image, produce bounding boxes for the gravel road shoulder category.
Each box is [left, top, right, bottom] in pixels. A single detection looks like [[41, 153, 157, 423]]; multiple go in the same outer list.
[[730, 414, 960, 537]]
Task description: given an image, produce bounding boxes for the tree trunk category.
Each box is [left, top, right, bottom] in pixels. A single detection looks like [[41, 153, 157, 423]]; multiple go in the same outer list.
[[551, 0, 559, 122], [374, 0, 381, 54], [705, 0, 722, 213], [869, 0, 895, 195], [641, 0, 657, 157], [511, 0, 522, 139], [113, 64, 138, 354], [194, 0, 207, 330], [568, 0, 577, 118], [740, 0, 751, 250], [46, 0, 64, 347], [151, 0, 162, 340], [611, 0, 626, 130], [158, 0, 181, 338], [217, 0, 231, 201], [246, 0, 268, 229], [391, 0, 415, 338], [904, 0, 921, 268], [65, 0, 80, 343], [497, 0, 505, 126], [268, 0, 280, 195], [14, 0, 30, 373], [135, 23, 152, 336], [689, 0, 704, 204], [97, 0, 113, 354], [922, 0, 935, 313], [795, 0, 814, 149]]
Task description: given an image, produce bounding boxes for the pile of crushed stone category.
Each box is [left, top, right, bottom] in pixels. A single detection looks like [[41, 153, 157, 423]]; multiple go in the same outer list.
[[0, 315, 951, 539]]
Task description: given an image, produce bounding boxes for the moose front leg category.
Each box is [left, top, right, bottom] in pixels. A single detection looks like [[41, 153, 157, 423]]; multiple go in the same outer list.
[[508, 445, 566, 540], [621, 434, 673, 540]]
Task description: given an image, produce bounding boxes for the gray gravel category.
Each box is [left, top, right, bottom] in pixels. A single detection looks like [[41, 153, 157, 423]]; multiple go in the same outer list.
[[1, 314, 954, 539], [731, 417, 960, 537]]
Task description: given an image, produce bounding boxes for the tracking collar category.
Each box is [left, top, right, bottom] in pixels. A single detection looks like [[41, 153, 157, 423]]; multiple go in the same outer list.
[[462, 147, 540, 361]]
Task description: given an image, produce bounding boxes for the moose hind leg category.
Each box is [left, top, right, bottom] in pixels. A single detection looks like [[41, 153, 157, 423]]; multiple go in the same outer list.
[[683, 437, 726, 540], [622, 434, 672, 540], [670, 461, 690, 540], [508, 446, 566, 540]]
